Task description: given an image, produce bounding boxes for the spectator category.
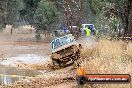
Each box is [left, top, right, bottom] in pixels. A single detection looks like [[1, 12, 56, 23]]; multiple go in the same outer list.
[[85, 27, 91, 37]]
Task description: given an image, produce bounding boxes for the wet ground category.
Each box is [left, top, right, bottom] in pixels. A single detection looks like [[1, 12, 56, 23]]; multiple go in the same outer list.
[[0, 41, 51, 85], [0, 32, 52, 86], [0, 41, 51, 58], [0, 30, 97, 87], [0, 65, 42, 85]]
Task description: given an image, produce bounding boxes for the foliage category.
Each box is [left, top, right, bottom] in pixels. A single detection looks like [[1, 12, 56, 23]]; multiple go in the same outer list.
[[7, 0, 20, 24], [21, 0, 41, 24], [34, 0, 59, 31], [34, 0, 59, 39], [85, 0, 132, 38], [0, 0, 131, 38]]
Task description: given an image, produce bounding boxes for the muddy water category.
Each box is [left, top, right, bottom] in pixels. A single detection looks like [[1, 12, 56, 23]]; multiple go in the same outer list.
[[0, 32, 53, 86], [0, 65, 42, 85], [0, 40, 51, 85], [0, 41, 51, 58]]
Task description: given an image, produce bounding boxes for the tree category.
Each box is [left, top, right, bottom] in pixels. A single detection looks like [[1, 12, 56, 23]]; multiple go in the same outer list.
[[0, 0, 7, 28], [86, 0, 132, 37], [55, 0, 83, 39], [22, 0, 41, 25], [114, 0, 132, 36], [7, 0, 23, 34], [8, 0, 41, 34], [0, 0, 22, 33], [34, 0, 59, 39]]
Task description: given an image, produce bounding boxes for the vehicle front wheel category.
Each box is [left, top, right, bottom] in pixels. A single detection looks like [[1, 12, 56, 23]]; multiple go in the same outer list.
[[52, 59, 60, 69]]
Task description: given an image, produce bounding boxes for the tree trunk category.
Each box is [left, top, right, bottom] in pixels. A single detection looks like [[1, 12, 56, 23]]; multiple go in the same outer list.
[[2, 0, 8, 28], [65, 0, 73, 34], [124, 0, 132, 37], [11, 27, 13, 34], [58, 0, 83, 38]]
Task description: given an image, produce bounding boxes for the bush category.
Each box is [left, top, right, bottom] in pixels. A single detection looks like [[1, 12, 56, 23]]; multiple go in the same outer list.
[[34, 0, 59, 33]]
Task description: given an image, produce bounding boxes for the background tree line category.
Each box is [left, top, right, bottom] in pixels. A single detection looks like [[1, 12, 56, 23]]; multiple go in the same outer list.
[[0, 0, 131, 38]]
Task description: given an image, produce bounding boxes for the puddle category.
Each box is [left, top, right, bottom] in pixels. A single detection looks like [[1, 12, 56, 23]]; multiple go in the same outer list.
[[0, 54, 51, 85], [0, 54, 51, 66], [0, 65, 42, 85], [15, 45, 34, 50], [0, 41, 51, 85]]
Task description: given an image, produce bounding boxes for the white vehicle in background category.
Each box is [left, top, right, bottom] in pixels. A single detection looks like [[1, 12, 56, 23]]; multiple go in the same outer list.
[[70, 24, 96, 35], [57, 24, 96, 36], [81, 24, 96, 35], [81, 24, 95, 30]]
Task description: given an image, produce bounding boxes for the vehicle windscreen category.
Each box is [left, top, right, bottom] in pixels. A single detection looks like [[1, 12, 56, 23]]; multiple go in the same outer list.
[[51, 35, 74, 50]]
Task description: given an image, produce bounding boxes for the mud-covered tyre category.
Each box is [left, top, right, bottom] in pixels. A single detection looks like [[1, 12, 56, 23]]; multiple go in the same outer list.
[[76, 75, 87, 85], [52, 59, 60, 69], [74, 51, 80, 60]]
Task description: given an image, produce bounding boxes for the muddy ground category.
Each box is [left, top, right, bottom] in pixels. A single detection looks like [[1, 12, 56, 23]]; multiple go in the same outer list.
[[0, 28, 96, 88]]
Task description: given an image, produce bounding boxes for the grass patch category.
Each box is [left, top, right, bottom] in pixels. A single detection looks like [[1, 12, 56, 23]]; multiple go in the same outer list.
[[80, 39, 132, 88]]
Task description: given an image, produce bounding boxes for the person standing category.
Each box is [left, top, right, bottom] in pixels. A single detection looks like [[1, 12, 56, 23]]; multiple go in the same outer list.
[[85, 27, 91, 37]]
